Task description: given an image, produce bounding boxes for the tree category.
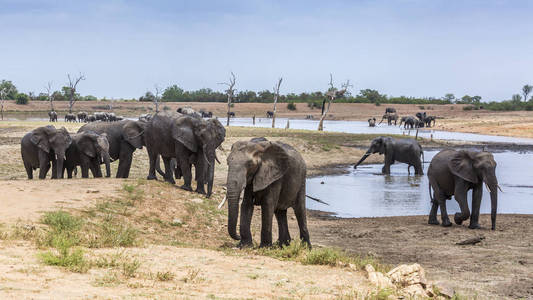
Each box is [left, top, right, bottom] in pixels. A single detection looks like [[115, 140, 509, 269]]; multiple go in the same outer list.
[[139, 91, 155, 102], [66, 73, 86, 113], [219, 72, 236, 126], [511, 94, 522, 103], [522, 85, 532, 103], [153, 85, 162, 113], [359, 89, 385, 103], [318, 74, 351, 131], [15, 93, 29, 105], [0, 81, 17, 120], [45, 82, 55, 111], [271, 77, 282, 128], [162, 84, 184, 102], [443, 93, 455, 103]]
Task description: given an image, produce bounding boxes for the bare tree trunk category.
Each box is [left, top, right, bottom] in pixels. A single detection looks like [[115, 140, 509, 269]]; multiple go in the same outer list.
[[318, 101, 331, 131], [226, 98, 231, 126], [67, 73, 85, 114], [272, 78, 282, 128], [0, 101, 3, 121], [220, 72, 236, 127]]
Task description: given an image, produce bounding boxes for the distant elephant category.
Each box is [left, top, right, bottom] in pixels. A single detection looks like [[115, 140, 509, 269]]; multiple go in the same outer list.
[[94, 112, 106, 121], [48, 111, 58, 122], [428, 149, 499, 230], [21, 125, 72, 179], [87, 115, 96, 122], [379, 113, 398, 126], [423, 116, 436, 127], [226, 139, 310, 248], [79, 120, 146, 178], [368, 118, 376, 127], [416, 112, 427, 121], [177, 107, 202, 118], [354, 136, 424, 175], [64, 131, 111, 178], [227, 111, 236, 118], [65, 113, 77, 122], [266, 111, 274, 118], [385, 107, 396, 114], [77, 112, 87, 122], [145, 112, 225, 197], [403, 116, 418, 129], [399, 116, 408, 127]]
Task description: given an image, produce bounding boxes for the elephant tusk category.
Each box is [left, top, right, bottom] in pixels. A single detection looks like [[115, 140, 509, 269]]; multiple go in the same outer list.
[[218, 194, 227, 209], [485, 183, 491, 193], [497, 184, 503, 192], [215, 153, 221, 164]]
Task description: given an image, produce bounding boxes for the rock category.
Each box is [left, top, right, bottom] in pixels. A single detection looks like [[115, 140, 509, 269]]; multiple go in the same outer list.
[[86, 189, 100, 193], [365, 264, 394, 289], [191, 198, 203, 204], [23, 224, 35, 231], [400, 284, 427, 298], [387, 263, 427, 288], [171, 218, 183, 226]]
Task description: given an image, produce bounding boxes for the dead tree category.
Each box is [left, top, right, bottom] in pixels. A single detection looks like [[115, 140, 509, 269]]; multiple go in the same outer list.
[[0, 86, 14, 121], [272, 77, 282, 128], [67, 73, 86, 113], [318, 74, 351, 131], [154, 84, 162, 113], [45, 81, 55, 111], [219, 72, 236, 126]]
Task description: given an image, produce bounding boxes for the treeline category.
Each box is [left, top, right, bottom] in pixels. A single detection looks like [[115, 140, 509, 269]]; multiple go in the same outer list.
[[2, 79, 533, 111]]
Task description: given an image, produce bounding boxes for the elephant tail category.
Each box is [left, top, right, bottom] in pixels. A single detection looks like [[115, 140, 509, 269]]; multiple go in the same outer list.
[[428, 181, 435, 204], [155, 155, 166, 177]]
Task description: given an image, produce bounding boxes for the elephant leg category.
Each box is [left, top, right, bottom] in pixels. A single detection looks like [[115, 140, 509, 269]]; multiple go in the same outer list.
[[294, 183, 311, 247], [146, 149, 158, 180], [259, 186, 279, 248], [24, 161, 33, 179], [81, 162, 90, 178], [438, 193, 452, 227], [414, 159, 423, 175], [67, 167, 73, 179], [275, 209, 291, 247], [117, 145, 133, 178], [469, 185, 482, 229], [453, 181, 470, 225], [38, 151, 50, 179], [90, 162, 101, 178], [162, 157, 176, 185], [177, 153, 193, 191], [51, 159, 57, 179], [382, 155, 392, 174], [194, 155, 207, 195], [238, 186, 254, 248], [428, 182, 440, 225]]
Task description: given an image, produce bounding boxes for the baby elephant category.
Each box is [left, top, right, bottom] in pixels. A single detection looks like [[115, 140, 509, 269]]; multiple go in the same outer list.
[[64, 131, 111, 178], [368, 118, 376, 127], [225, 138, 310, 248], [428, 149, 499, 230]]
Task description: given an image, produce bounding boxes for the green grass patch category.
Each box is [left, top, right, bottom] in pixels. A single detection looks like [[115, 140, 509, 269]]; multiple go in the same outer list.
[[39, 247, 89, 273]]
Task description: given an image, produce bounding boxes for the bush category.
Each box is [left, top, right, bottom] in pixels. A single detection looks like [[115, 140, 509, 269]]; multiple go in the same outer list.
[[15, 93, 29, 105], [287, 102, 297, 111]]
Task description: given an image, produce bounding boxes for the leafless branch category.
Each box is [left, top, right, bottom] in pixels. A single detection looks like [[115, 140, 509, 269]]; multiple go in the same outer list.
[[153, 84, 162, 113], [66, 73, 86, 113], [45, 81, 54, 111], [271, 77, 283, 128], [220, 72, 237, 126]]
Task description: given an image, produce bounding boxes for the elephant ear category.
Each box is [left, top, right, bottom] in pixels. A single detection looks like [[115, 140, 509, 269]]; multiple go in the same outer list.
[[78, 134, 97, 158], [123, 122, 143, 149], [172, 118, 197, 152], [253, 142, 289, 192], [30, 127, 53, 153], [449, 151, 478, 184]]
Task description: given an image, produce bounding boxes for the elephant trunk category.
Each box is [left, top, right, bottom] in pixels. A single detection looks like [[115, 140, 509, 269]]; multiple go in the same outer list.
[[227, 188, 241, 240], [102, 151, 111, 178], [484, 172, 498, 230], [56, 154, 65, 179], [354, 152, 370, 169], [206, 160, 215, 198]]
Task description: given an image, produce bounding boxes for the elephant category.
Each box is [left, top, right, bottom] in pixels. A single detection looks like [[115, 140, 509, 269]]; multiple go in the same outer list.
[[78, 120, 146, 178], [144, 112, 225, 197], [227, 112, 236, 118], [87, 115, 96, 122], [423, 116, 436, 127], [416, 112, 427, 121], [368, 118, 376, 127], [21, 125, 72, 179], [354, 136, 424, 175], [427, 149, 499, 230], [177, 107, 202, 118], [402, 116, 418, 129], [48, 111, 58, 122], [226, 138, 310, 248], [77, 112, 88, 122], [385, 107, 396, 114], [64, 131, 111, 178], [198, 110, 212, 118], [266, 111, 274, 118], [399, 116, 408, 127], [94, 112, 106, 121], [379, 113, 398, 126], [139, 114, 152, 122], [65, 113, 77, 122]]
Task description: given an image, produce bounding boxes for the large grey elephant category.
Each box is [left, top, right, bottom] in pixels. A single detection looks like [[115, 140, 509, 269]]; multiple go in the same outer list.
[[428, 149, 499, 230], [226, 139, 310, 248], [64, 131, 111, 178], [145, 112, 225, 197], [79, 120, 146, 178], [379, 113, 398, 125], [354, 136, 424, 175], [21, 125, 72, 179]]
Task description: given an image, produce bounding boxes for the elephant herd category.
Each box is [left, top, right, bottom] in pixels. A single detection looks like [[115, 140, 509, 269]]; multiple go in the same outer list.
[[354, 136, 499, 231], [371, 107, 437, 129], [48, 111, 125, 123]]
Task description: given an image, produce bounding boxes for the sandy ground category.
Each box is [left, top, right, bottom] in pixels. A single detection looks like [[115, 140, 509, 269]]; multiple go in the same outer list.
[[0, 115, 532, 298], [4, 100, 533, 138]]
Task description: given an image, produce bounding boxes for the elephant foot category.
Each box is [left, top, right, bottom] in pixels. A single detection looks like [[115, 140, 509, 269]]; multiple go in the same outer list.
[[277, 239, 291, 248], [259, 242, 273, 248], [454, 213, 465, 225], [195, 187, 206, 195], [146, 174, 157, 180], [468, 223, 481, 229], [165, 178, 176, 185], [428, 218, 440, 225], [180, 185, 193, 192], [441, 220, 452, 227], [238, 240, 253, 249]]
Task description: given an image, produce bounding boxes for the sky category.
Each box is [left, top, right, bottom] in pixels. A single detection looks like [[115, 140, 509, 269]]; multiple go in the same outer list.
[[1, 0, 532, 100]]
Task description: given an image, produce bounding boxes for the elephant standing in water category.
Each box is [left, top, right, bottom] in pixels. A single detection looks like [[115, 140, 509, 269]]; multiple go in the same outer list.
[[79, 120, 147, 178], [64, 131, 111, 178], [21, 125, 72, 179], [354, 136, 424, 175], [144, 112, 225, 197], [226, 139, 310, 248], [368, 118, 376, 127], [428, 149, 499, 230]]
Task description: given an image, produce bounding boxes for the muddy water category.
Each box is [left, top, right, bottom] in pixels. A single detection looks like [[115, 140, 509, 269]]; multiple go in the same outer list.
[[306, 151, 533, 218]]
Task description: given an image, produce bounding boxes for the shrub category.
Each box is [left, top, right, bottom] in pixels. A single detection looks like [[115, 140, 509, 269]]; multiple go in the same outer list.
[[15, 93, 29, 105], [375, 102, 381, 106], [287, 102, 297, 111]]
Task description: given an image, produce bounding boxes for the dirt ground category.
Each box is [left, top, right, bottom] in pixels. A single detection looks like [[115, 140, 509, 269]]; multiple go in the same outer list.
[[4, 100, 533, 138], [0, 115, 531, 298]]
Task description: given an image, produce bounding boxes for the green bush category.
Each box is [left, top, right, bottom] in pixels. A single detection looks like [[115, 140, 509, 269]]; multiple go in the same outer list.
[[15, 93, 29, 105], [287, 102, 297, 111]]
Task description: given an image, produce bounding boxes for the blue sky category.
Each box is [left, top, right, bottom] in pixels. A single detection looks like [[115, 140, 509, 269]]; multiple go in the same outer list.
[[1, 0, 532, 100]]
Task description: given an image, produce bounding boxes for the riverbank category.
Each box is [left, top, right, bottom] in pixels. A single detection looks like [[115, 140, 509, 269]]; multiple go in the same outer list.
[[0, 121, 531, 298], [3, 100, 533, 139]]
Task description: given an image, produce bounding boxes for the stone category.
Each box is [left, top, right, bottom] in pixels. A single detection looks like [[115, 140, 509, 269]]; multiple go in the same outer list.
[[171, 218, 183, 226], [387, 263, 427, 288], [191, 198, 203, 204], [365, 264, 394, 289], [399, 284, 427, 298]]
